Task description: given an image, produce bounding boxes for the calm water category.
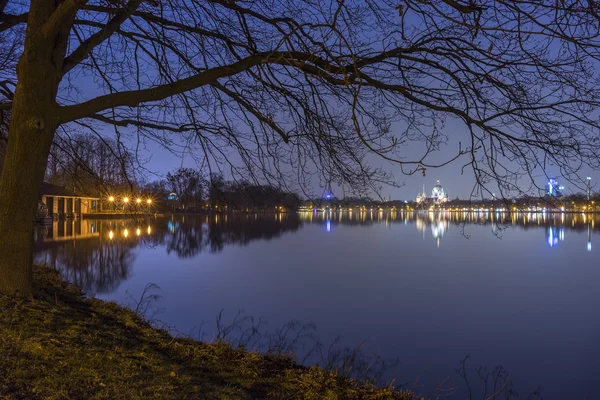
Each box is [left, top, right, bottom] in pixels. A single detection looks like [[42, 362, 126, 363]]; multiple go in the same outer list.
[[34, 212, 600, 399]]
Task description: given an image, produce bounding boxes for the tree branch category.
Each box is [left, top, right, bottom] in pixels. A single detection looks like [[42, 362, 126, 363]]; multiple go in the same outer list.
[[440, 0, 485, 14], [62, 0, 143, 75], [214, 82, 290, 144], [42, 0, 86, 39], [59, 52, 283, 123], [0, 12, 28, 33]]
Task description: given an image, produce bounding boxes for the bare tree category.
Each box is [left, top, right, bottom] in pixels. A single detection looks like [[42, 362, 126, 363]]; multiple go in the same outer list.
[[166, 167, 203, 210], [46, 132, 137, 196], [2, 0, 600, 295]]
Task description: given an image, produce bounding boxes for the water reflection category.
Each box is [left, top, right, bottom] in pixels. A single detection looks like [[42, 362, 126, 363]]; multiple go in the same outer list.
[[34, 214, 302, 293], [300, 210, 598, 250], [34, 211, 599, 295], [32, 211, 600, 398]]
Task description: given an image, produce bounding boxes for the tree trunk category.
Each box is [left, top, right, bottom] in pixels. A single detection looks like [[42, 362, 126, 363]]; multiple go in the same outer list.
[[0, 106, 56, 296], [0, 1, 65, 296]]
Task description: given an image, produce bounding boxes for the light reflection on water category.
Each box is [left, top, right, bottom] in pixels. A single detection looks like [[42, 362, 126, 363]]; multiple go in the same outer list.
[[33, 211, 600, 399]]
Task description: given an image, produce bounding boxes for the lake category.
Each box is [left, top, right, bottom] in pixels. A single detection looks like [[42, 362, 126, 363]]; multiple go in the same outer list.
[[34, 211, 600, 399]]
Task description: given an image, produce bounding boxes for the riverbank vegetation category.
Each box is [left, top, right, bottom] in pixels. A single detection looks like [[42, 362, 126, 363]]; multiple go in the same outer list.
[[0, 265, 420, 399]]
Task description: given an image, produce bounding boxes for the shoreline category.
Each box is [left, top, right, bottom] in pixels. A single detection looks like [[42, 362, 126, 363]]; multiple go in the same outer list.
[[0, 266, 419, 399]]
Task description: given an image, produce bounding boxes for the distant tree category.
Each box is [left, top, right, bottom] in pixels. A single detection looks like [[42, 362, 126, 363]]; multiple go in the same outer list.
[[3, 1, 600, 295], [208, 173, 226, 210], [45, 132, 137, 196], [143, 179, 169, 198], [166, 168, 203, 211]]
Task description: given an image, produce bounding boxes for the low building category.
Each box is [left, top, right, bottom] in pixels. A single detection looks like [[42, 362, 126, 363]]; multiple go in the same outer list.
[[40, 182, 100, 219]]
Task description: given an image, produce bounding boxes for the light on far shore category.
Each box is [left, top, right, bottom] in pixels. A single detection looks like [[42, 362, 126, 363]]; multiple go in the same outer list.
[[123, 197, 129, 203], [147, 199, 152, 205], [136, 198, 142, 204], [108, 196, 114, 202]]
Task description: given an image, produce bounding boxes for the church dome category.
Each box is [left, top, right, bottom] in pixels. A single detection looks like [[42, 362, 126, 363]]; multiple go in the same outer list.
[[431, 180, 446, 199]]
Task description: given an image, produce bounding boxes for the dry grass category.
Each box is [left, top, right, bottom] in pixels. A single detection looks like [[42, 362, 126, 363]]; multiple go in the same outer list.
[[0, 266, 421, 399]]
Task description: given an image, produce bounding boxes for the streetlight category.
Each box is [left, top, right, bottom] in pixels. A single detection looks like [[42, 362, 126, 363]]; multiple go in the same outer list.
[[136, 198, 142, 204], [108, 196, 115, 212], [146, 199, 152, 205], [123, 197, 129, 211]]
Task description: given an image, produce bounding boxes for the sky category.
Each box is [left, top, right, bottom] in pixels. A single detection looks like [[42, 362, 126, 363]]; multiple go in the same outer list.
[[139, 117, 587, 202], [40, 0, 599, 201]]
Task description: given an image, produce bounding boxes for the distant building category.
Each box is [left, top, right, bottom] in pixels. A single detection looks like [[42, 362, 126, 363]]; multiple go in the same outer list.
[[547, 178, 564, 197], [39, 182, 100, 219], [416, 180, 449, 204], [431, 180, 448, 202], [416, 185, 427, 203]]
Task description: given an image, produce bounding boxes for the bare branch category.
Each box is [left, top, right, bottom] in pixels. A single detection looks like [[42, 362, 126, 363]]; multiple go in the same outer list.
[[62, 0, 144, 75]]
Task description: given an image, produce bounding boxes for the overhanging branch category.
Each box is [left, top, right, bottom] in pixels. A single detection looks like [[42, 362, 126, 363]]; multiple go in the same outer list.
[[62, 0, 144, 75], [58, 52, 301, 123]]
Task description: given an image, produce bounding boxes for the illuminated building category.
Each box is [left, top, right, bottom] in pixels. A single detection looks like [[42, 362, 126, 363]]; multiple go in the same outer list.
[[431, 180, 448, 203], [547, 178, 564, 197], [415, 180, 449, 204]]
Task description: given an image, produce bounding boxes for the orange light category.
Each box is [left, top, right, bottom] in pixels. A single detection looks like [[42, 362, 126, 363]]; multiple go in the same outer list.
[[147, 199, 152, 205], [108, 196, 114, 202], [123, 197, 129, 203], [136, 198, 142, 204]]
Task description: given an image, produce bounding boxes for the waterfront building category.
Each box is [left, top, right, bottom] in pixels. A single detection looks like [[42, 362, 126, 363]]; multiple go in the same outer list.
[[39, 182, 100, 219]]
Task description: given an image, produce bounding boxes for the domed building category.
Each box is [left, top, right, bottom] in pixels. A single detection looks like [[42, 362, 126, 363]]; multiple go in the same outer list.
[[415, 180, 449, 204], [431, 180, 448, 203]]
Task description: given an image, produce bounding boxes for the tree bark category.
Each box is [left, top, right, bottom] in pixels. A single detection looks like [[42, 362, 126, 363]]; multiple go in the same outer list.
[[0, 108, 56, 296], [0, 1, 64, 296]]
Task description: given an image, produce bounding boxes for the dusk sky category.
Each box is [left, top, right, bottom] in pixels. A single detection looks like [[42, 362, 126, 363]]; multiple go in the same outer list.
[[47, 0, 598, 202], [134, 116, 585, 201]]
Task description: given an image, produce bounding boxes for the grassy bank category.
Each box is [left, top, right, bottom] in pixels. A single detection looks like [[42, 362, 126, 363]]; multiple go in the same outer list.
[[0, 266, 420, 399]]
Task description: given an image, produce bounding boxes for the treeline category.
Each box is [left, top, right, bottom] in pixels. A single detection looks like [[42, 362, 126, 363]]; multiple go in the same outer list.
[[35, 132, 300, 213], [44, 132, 137, 197], [150, 169, 301, 212]]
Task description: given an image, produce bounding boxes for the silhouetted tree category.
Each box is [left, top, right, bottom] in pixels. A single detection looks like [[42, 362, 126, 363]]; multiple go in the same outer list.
[[166, 168, 203, 210], [3, 1, 600, 295], [45, 132, 137, 196]]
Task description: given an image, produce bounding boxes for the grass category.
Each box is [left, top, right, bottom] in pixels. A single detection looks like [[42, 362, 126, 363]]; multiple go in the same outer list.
[[0, 266, 421, 399]]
